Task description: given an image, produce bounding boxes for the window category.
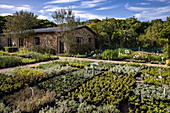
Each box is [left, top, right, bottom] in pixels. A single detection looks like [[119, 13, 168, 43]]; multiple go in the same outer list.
[[19, 38, 24, 47], [8, 38, 12, 47], [76, 37, 81, 45], [88, 38, 92, 42], [34, 37, 40, 45]]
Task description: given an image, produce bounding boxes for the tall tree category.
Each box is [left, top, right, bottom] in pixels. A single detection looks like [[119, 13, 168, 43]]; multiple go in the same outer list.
[[52, 7, 80, 54], [3, 10, 37, 44], [160, 17, 170, 59], [0, 16, 6, 33], [34, 19, 57, 29]]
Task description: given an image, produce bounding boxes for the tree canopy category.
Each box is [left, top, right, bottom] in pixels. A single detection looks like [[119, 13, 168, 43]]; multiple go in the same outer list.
[[52, 7, 80, 54], [3, 10, 37, 39], [87, 17, 169, 49]]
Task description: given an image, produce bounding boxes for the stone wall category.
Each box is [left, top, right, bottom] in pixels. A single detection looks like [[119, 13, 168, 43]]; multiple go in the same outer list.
[[0, 26, 95, 53]]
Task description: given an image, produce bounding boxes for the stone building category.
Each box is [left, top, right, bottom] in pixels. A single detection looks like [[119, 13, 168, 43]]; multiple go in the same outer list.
[[0, 25, 96, 53]]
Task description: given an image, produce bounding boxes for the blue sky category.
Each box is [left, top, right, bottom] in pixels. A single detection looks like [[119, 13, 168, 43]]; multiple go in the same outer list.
[[0, 0, 170, 22]]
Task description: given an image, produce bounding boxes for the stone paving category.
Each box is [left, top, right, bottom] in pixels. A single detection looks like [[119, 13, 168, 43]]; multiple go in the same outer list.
[[0, 56, 169, 73]]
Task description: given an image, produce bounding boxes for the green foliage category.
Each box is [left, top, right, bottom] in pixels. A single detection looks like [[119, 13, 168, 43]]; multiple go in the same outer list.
[[28, 47, 56, 55], [61, 54, 87, 58], [3, 10, 37, 39], [142, 67, 170, 77], [69, 71, 135, 105], [110, 65, 142, 74], [39, 99, 120, 113], [0, 67, 45, 94], [38, 69, 101, 94], [25, 52, 49, 61], [4, 47, 18, 53], [130, 83, 170, 113], [0, 16, 6, 33], [133, 84, 170, 100], [101, 48, 133, 60], [3, 86, 55, 112], [0, 56, 22, 68], [21, 57, 37, 64], [0, 101, 11, 113], [0, 50, 4, 56], [52, 7, 80, 54], [101, 50, 118, 60], [38, 61, 68, 69], [35, 19, 57, 29]]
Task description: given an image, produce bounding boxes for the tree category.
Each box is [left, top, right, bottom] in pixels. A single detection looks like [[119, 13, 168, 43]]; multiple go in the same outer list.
[[34, 19, 57, 29], [3, 10, 37, 45], [160, 17, 170, 59], [0, 16, 6, 33], [52, 7, 80, 54]]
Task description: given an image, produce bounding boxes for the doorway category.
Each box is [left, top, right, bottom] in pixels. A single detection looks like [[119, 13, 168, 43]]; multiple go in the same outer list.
[[59, 41, 64, 53]]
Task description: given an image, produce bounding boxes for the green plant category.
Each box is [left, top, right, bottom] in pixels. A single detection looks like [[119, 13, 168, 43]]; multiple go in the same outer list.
[[3, 86, 56, 112], [21, 58, 37, 64], [69, 71, 135, 105], [101, 50, 118, 60], [0, 56, 22, 68], [38, 69, 101, 94], [0, 101, 11, 113], [4, 47, 18, 53]]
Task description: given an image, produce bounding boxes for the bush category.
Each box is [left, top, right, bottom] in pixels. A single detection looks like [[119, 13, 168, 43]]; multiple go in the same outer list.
[[21, 58, 37, 64], [25, 52, 49, 61], [0, 51, 4, 56], [167, 63, 170, 66], [61, 54, 87, 58], [101, 50, 118, 60], [4, 47, 18, 53], [3, 86, 55, 112], [0, 56, 22, 68]]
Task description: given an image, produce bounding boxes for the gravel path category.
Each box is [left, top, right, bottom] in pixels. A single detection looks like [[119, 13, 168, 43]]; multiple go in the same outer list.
[[0, 57, 169, 73]]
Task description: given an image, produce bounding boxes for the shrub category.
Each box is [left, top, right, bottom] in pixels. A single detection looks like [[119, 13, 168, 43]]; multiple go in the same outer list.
[[21, 58, 37, 64], [0, 56, 22, 68], [101, 50, 118, 60], [0, 101, 11, 113], [0, 51, 4, 56], [3, 86, 55, 112], [4, 47, 18, 53], [25, 52, 49, 61], [116, 48, 133, 54], [61, 54, 87, 58]]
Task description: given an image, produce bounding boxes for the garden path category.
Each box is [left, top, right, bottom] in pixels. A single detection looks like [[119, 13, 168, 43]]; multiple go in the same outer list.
[[0, 56, 169, 73]]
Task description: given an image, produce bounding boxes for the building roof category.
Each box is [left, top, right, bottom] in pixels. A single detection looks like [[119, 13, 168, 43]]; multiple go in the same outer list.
[[34, 25, 96, 34], [0, 25, 96, 36]]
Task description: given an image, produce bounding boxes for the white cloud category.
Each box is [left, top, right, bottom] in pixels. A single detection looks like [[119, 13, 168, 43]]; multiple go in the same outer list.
[[16, 5, 31, 11], [74, 10, 105, 20], [125, 3, 152, 12], [0, 4, 14, 9], [125, 3, 170, 20], [37, 15, 48, 20], [0, 13, 12, 16], [38, 5, 78, 13], [46, 0, 80, 4], [0, 4, 31, 11], [139, 2, 150, 5], [96, 5, 119, 10], [81, 0, 107, 8]]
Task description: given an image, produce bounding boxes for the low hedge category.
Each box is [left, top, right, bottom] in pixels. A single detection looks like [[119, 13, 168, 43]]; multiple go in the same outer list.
[[0, 56, 22, 68], [61, 54, 87, 58], [4, 47, 18, 53]]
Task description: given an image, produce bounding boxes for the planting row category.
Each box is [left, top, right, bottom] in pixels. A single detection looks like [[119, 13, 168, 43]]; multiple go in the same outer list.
[[0, 59, 170, 112]]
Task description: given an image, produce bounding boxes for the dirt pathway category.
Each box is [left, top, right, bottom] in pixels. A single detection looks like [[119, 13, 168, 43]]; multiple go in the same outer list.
[[0, 57, 169, 73], [59, 56, 170, 68]]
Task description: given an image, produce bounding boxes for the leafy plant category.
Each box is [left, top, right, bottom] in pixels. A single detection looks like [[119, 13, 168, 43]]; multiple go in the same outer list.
[[3, 86, 56, 112]]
